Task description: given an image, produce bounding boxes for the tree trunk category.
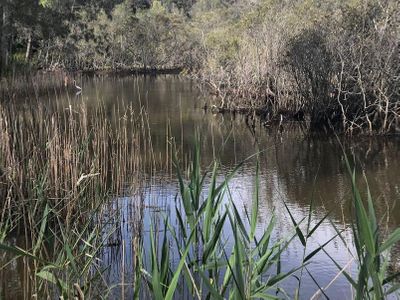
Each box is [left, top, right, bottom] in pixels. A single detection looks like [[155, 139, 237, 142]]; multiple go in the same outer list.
[[25, 32, 32, 61], [0, 5, 4, 74], [0, 4, 9, 75]]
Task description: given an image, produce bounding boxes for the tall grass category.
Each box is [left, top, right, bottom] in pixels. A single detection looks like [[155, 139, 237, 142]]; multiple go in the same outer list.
[[137, 143, 319, 298], [0, 202, 114, 299], [322, 155, 400, 299], [137, 141, 400, 299], [0, 97, 150, 223], [0, 100, 399, 299], [0, 96, 151, 298], [0, 71, 69, 100]]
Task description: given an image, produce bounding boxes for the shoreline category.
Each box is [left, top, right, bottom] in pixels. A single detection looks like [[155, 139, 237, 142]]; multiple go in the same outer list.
[[2, 69, 400, 137]]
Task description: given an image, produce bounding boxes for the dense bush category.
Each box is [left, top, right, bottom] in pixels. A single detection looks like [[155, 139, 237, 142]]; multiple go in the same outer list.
[[194, 0, 400, 134], [37, 1, 197, 71], [1, 0, 399, 133]]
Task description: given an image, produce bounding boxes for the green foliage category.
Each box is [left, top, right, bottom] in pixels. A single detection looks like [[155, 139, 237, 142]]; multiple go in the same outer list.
[[1, 127, 400, 298], [0, 200, 111, 298], [192, 0, 400, 133], [133, 141, 400, 299], [137, 141, 336, 298], [334, 156, 400, 299], [57, 0, 195, 70], [39, 0, 53, 8]]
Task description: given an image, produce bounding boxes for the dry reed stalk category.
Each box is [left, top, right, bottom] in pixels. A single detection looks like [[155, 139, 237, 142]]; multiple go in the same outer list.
[[0, 96, 152, 229]]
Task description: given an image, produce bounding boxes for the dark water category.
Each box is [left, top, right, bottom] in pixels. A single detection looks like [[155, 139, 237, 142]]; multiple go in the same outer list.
[[2, 75, 400, 299]]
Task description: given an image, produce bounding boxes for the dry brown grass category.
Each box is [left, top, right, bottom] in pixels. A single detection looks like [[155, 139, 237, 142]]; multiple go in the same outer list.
[[0, 96, 152, 228]]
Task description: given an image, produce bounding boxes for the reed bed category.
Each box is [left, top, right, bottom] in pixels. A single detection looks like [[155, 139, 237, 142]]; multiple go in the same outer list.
[[135, 142, 400, 299], [0, 71, 71, 100], [0, 98, 151, 220], [0, 93, 399, 299], [0, 95, 151, 298]]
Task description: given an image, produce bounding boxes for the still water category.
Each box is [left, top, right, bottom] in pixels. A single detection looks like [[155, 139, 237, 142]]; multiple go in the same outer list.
[[2, 75, 400, 299]]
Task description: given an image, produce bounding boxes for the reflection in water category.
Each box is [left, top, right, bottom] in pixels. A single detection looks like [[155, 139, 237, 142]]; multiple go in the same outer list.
[[1, 75, 399, 299]]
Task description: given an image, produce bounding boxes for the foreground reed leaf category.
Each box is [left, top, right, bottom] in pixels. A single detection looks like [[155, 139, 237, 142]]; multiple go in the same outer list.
[[254, 265, 303, 294], [175, 203, 187, 239], [230, 197, 250, 242], [305, 267, 330, 299], [257, 215, 276, 255], [304, 232, 340, 263], [385, 283, 400, 296], [161, 219, 170, 287], [0, 243, 48, 264], [231, 218, 246, 299], [282, 200, 306, 246], [380, 228, 400, 254], [307, 211, 330, 238], [199, 271, 224, 300], [255, 248, 274, 275], [202, 162, 221, 246], [165, 226, 196, 300], [250, 160, 260, 241], [149, 225, 164, 300], [251, 292, 280, 299], [202, 212, 227, 263], [36, 270, 57, 284], [33, 203, 50, 256]]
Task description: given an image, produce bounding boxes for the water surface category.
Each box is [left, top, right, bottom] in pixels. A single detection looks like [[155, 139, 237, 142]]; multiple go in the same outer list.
[[2, 75, 400, 299]]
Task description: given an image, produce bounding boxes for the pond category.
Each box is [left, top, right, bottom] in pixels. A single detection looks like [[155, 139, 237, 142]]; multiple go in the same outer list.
[[2, 75, 400, 299]]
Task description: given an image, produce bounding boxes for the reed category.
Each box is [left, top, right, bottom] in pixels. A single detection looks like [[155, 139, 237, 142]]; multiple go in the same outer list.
[[322, 155, 400, 299], [0, 96, 150, 222], [137, 141, 400, 299], [0, 95, 151, 298], [137, 143, 323, 298], [0, 71, 69, 100], [1, 100, 399, 298]]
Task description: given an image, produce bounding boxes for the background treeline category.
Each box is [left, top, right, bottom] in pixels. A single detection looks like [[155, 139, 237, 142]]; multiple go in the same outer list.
[[0, 0, 199, 73], [1, 0, 400, 134]]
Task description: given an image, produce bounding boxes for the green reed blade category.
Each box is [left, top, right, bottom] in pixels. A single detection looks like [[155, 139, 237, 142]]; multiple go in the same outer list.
[[255, 248, 274, 275], [204, 162, 219, 241], [257, 265, 303, 292], [33, 203, 50, 256], [380, 228, 400, 254], [149, 225, 164, 300], [282, 200, 306, 246], [305, 267, 330, 299], [199, 270, 224, 300], [232, 220, 246, 299], [161, 219, 170, 286], [203, 212, 227, 263], [258, 215, 276, 255], [322, 246, 357, 289], [251, 292, 280, 299], [0, 242, 48, 264], [304, 231, 341, 263], [230, 196, 250, 242], [165, 225, 197, 300], [250, 160, 260, 241], [307, 211, 330, 238], [175, 204, 187, 240]]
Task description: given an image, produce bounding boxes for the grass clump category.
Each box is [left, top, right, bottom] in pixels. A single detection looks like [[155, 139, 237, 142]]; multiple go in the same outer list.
[[1, 122, 400, 299], [322, 155, 400, 299], [0, 97, 150, 298], [139, 148, 300, 299], [137, 142, 400, 299]]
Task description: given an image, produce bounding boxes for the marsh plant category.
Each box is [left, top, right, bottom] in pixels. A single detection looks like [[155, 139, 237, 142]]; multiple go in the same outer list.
[[0, 111, 399, 299], [0, 97, 151, 298], [137, 143, 400, 299]]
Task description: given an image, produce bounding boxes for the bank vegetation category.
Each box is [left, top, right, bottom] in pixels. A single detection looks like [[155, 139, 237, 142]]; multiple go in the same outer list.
[[1, 0, 399, 132]]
